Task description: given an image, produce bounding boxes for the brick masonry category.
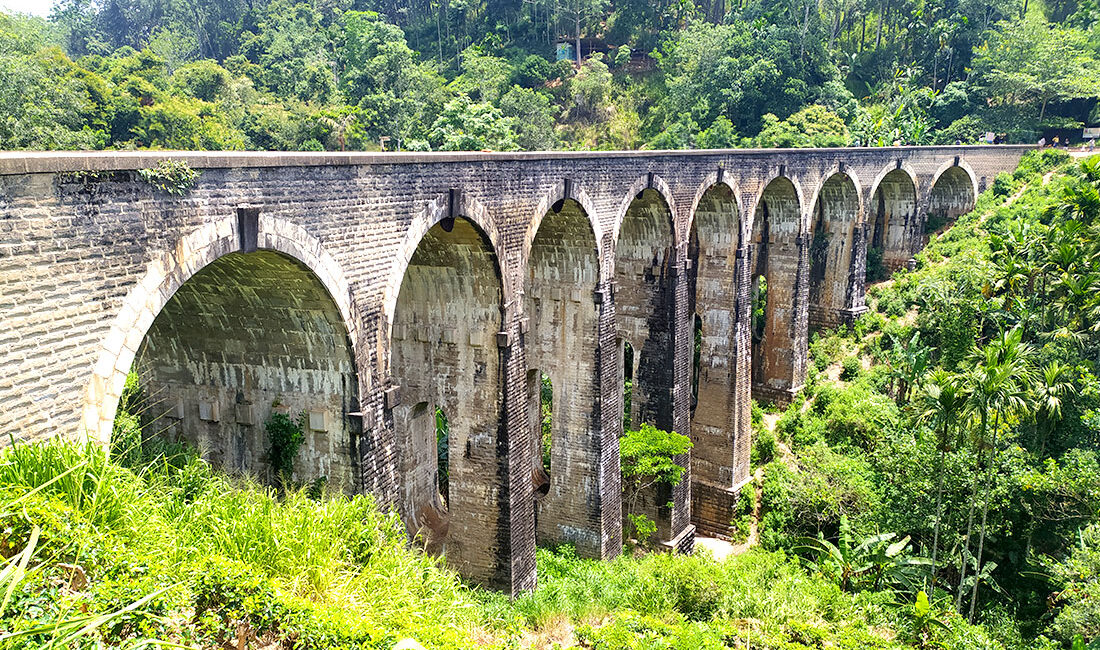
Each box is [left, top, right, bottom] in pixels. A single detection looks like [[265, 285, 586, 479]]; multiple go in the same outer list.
[[0, 146, 1029, 594]]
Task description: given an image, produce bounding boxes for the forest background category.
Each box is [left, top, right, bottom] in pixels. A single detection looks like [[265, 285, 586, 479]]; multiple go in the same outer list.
[[2, 0, 1100, 152]]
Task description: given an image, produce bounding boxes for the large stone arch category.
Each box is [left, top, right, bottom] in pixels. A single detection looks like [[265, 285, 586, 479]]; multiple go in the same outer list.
[[807, 170, 863, 329], [524, 191, 614, 556], [388, 210, 507, 586], [523, 180, 604, 272], [380, 191, 508, 359], [613, 182, 676, 431], [81, 216, 362, 450], [686, 177, 750, 539], [612, 173, 679, 247], [613, 179, 682, 543], [926, 160, 978, 228], [749, 175, 807, 403], [867, 165, 919, 276]]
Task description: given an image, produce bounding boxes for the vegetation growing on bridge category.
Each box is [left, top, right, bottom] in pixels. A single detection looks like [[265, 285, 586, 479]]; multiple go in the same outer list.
[[0, 0, 1098, 151]]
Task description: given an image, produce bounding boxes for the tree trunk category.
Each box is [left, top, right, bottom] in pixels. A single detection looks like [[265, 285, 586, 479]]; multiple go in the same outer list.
[[575, 0, 582, 63], [955, 409, 987, 612], [436, 0, 444, 64], [875, 1, 884, 49], [929, 427, 948, 600], [968, 410, 1002, 622]]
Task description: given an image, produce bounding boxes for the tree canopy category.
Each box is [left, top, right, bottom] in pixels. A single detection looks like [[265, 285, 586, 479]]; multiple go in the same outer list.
[[0, 0, 1096, 150]]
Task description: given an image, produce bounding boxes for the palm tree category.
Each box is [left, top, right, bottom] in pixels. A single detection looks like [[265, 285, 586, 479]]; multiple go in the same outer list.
[[917, 369, 966, 601], [1033, 362, 1076, 459], [960, 328, 1032, 621]]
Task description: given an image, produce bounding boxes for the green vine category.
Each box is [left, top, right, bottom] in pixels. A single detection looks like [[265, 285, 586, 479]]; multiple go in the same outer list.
[[265, 407, 305, 486], [138, 159, 200, 195]]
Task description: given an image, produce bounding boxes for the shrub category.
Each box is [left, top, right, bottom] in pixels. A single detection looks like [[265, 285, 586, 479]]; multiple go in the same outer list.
[[265, 409, 305, 484], [754, 427, 776, 466], [137, 159, 200, 195], [840, 355, 861, 381], [991, 172, 1014, 197], [759, 461, 795, 549]]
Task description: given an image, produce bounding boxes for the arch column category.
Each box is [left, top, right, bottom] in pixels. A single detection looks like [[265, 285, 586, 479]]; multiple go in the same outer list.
[[685, 179, 749, 540], [523, 189, 620, 560], [668, 244, 695, 551], [614, 179, 693, 553], [384, 193, 534, 595], [593, 263, 625, 559], [841, 221, 870, 322], [750, 177, 810, 405]]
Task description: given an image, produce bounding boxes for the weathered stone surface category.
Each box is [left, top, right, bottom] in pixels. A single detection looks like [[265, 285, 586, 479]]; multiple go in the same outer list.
[[0, 146, 1028, 595]]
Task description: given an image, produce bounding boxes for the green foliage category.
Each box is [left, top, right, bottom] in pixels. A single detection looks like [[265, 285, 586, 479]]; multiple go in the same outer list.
[[795, 515, 929, 593], [754, 427, 776, 467], [730, 482, 755, 543], [503, 545, 951, 648], [755, 105, 850, 148], [429, 94, 517, 151], [840, 355, 862, 381], [136, 159, 199, 195], [971, 16, 1100, 126], [653, 21, 847, 137], [265, 408, 304, 484], [0, 440, 482, 648], [620, 424, 692, 488], [2, 0, 1096, 153]]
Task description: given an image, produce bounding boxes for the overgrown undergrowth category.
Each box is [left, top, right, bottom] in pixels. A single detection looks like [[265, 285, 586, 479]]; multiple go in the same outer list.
[[0, 440, 1012, 649]]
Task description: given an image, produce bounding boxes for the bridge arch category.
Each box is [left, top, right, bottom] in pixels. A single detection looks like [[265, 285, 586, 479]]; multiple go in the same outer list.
[[388, 204, 507, 584], [808, 170, 862, 329], [749, 175, 806, 402], [81, 216, 362, 457], [867, 164, 919, 277], [612, 173, 679, 248], [927, 160, 978, 231], [381, 192, 508, 357], [613, 180, 676, 429], [524, 188, 606, 555], [686, 176, 749, 535], [523, 180, 604, 273], [612, 177, 680, 542], [684, 172, 745, 244]]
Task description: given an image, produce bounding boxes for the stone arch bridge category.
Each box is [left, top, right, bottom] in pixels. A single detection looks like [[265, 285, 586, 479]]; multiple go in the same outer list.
[[0, 146, 1029, 595]]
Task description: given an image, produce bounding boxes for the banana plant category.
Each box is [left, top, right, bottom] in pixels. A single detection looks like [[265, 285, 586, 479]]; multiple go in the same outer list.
[[794, 515, 931, 592]]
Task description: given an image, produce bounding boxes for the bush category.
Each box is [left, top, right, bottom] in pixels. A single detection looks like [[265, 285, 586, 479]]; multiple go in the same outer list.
[[511, 54, 552, 87], [0, 441, 482, 649], [840, 355, 861, 381], [991, 171, 1015, 197], [753, 427, 776, 466]]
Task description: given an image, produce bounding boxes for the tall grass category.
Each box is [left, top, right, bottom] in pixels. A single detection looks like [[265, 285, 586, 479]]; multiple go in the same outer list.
[[493, 546, 888, 632], [0, 440, 488, 649]]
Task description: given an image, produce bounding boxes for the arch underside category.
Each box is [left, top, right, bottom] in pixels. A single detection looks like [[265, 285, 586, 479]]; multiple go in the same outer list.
[[929, 166, 976, 224], [615, 188, 676, 432], [526, 199, 604, 555], [615, 187, 678, 541], [871, 169, 917, 274], [751, 178, 803, 401], [689, 185, 744, 487], [137, 250, 360, 490], [809, 174, 859, 329], [390, 217, 504, 584], [688, 184, 751, 538]]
